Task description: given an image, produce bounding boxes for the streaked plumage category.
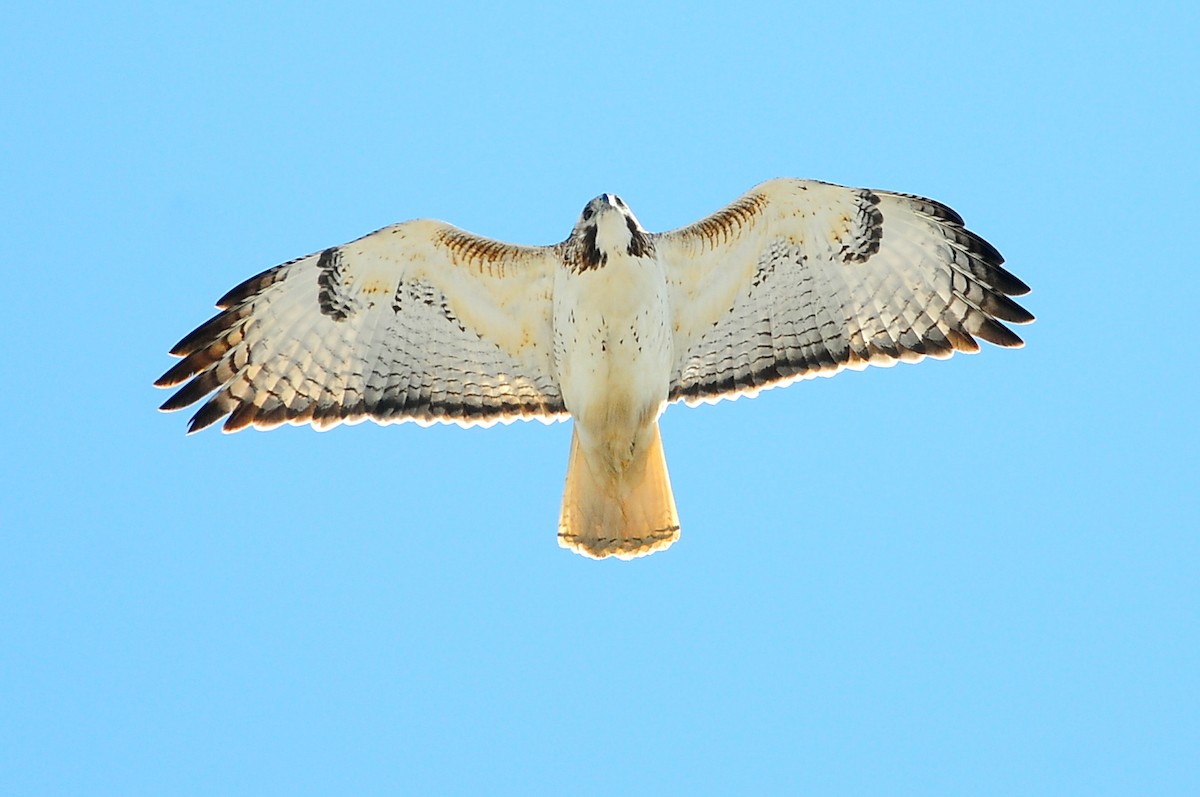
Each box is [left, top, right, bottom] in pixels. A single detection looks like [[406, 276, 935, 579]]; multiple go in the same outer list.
[[156, 178, 1033, 559]]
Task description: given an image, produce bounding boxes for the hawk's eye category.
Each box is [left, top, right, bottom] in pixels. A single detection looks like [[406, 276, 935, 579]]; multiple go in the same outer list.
[[582, 207, 594, 221]]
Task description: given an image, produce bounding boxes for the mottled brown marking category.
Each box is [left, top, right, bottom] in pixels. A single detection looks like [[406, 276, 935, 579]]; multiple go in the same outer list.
[[838, 191, 884, 264], [677, 193, 768, 249], [316, 247, 352, 321], [437, 229, 522, 277]]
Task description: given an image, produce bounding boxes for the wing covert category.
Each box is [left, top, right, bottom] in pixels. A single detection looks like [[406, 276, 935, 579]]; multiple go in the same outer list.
[[656, 179, 1033, 405], [156, 220, 567, 432]]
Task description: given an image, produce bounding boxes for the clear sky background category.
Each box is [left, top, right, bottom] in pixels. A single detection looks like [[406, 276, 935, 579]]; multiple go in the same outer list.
[[3, 2, 1197, 795]]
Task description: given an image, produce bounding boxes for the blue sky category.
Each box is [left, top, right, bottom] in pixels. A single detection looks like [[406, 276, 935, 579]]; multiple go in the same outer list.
[[3, 2, 1197, 794]]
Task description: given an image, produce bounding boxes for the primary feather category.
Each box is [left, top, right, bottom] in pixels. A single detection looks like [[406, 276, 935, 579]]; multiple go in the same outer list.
[[157, 179, 1032, 557]]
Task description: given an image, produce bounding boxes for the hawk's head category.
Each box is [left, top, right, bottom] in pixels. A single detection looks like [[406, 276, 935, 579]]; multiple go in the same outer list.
[[568, 193, 653, 272]]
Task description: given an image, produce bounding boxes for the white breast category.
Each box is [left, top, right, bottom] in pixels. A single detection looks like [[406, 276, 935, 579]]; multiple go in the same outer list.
[[552, 250, 673, 471]]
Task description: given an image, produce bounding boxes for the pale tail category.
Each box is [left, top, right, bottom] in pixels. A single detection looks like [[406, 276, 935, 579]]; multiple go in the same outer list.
[[557, 422, 681, 560]]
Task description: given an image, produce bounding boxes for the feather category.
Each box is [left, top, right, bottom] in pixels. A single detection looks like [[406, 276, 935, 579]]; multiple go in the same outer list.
[[157, 177, 1033, 560]]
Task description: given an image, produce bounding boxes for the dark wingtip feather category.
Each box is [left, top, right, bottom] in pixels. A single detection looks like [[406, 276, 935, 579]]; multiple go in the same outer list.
[[158, 370, 221, 412], [251, 403, 290, 429], [946, 328, 981, 353], [961, 229, 1004, 266], [957, 231, 1036, 297], [979, 292, 1036, 325], [216, 264, 287, 309], [899, 193, 965, 226], [154, 367, 181, 389], [222, 403, 258, 432], [987, 262, 1031, 297], [970, 316, 1025, 348], [187, 397, 231, 433], [156, 356, 204, 389], [942, 210, 1032, 300], [169, 308, 245, 357]]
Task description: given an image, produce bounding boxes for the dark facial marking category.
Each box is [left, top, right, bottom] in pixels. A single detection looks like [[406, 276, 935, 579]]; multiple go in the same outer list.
[[577, 224, 607, 271], [625, 215, 654, 258]]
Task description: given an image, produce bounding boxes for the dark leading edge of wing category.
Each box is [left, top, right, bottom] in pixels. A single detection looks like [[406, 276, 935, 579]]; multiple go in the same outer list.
[[156, 253, 568, 434], [668, 188, 1033, 405]]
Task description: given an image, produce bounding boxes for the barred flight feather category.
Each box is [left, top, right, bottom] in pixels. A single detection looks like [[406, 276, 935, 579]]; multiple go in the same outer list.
[[157, 177, 1032, 559]]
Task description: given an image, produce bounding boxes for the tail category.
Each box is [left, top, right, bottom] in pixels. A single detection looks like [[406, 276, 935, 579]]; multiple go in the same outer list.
[[557, 421, 680, 560]]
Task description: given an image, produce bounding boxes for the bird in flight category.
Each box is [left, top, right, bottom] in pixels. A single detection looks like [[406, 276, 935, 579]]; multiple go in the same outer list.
[[156, 178, 1032, 559]]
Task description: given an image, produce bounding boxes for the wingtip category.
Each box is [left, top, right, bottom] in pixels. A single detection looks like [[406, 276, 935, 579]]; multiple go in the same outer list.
[[999, 270, 1032, 297], [971, 316, 1025, 348]]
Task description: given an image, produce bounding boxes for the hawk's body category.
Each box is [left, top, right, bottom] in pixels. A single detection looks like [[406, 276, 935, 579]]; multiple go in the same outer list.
[[554, 195, 679, 557], [157, 179, 1032, 559]]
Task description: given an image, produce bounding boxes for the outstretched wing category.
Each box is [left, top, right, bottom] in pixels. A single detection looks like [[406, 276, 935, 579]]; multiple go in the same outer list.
[[657, 178, 1033, 405], [156, 220, 567, 432]]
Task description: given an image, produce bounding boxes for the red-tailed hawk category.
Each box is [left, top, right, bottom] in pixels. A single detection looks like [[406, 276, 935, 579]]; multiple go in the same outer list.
[[156, 179, 1032, 559]]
